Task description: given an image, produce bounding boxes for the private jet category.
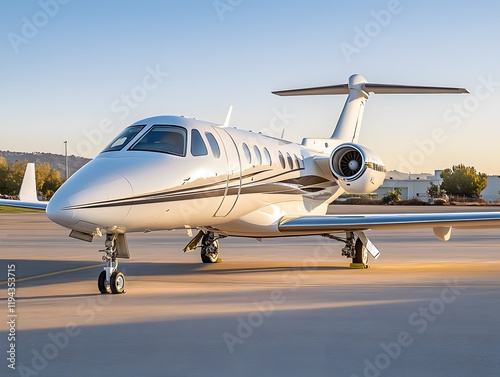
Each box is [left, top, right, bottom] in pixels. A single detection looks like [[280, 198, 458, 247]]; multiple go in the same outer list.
[[3, 74, 500, 294]]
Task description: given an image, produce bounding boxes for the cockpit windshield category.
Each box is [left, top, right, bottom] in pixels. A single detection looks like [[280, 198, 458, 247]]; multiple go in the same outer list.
[[102, 125, 145, 152], [129, 125, 187, 156]]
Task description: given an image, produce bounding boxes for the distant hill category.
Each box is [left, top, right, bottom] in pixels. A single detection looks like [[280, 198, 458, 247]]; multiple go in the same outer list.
[[0, 151, 91, 177]]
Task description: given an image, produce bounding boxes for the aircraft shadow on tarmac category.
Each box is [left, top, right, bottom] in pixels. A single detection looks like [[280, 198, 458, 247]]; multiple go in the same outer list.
[[0, 258, 351, 291]]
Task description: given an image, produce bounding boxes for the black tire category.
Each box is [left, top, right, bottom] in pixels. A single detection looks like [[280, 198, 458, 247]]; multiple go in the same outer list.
[[110, 271, 125, 294], [98, 271, 111, 294], [352, 238, 368, 266], [201, 240, 219, 263]]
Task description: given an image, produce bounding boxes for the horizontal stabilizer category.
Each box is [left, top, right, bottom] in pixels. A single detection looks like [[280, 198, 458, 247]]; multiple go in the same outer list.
[[272, 73, 469, 143], [363, 83, 469, 94], [273, 83, 469, 96], [273, 84, 349, 96]]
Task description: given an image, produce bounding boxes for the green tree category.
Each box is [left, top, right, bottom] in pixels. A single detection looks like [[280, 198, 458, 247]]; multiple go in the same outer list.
[[35, 161, 51, 191], [382, 187, 401, 205], [41, 168, 62, 198], [440, 164, 487, 198], [0, 159, 63, 198], [35, 161, 62, 198], [4, 160, 28, 197], [426, 182, 440, 199], [0, 157, 8, 194]]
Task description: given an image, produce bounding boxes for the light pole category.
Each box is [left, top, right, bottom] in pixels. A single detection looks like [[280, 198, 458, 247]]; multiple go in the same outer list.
[[63, 141, 68, 181]]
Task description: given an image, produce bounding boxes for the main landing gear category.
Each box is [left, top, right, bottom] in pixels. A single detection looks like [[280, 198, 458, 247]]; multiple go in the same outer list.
[[97, 234, 126, 294], [183, 230, 223, 263], [342, 232, 368, 268], [200, 232, 220, 263], [325, 231, 376, 269]]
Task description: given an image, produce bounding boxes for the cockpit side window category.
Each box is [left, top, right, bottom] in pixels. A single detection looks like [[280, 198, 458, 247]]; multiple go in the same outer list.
[[191, 129, 208, 156], [129, 125, 187, 156], [102, 125, 145, 152], [205, 132, 221, 158]]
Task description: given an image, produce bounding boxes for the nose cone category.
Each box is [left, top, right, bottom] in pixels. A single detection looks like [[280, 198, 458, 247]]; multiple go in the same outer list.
[[46, 191, 75, 227], [47, 158, 133, 232]]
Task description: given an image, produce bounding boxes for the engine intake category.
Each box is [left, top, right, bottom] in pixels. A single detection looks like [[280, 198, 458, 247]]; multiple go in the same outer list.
[[330, 143, 386, 194], [331, 144, 369, 180]]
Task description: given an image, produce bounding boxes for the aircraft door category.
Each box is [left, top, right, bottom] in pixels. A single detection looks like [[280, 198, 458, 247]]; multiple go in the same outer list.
[[212, 127, 241, 217]]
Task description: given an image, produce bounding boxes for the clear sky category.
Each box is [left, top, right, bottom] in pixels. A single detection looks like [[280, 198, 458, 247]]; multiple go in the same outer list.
[[1, 0, 499, 174]]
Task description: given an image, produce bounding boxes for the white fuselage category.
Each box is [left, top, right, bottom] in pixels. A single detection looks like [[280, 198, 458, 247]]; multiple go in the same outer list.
[[46, 116, 356, 237]]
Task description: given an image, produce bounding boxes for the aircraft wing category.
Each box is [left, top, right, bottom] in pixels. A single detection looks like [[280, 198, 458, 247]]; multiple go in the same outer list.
[[279, 212, 500, 240], [0, 198, 47, 210]]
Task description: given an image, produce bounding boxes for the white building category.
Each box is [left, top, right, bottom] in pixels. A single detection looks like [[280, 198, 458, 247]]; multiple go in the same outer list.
[[374, 170, 500, 202], [481, 176, 500, 202], [374, 170, 442, 201]]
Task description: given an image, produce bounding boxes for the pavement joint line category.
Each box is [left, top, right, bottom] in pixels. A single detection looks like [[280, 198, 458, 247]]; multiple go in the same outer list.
[[0, 263, 102, 285]]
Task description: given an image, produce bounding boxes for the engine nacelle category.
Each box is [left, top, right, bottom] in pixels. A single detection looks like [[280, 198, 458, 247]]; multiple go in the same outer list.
[[330, 143, 386, 194]]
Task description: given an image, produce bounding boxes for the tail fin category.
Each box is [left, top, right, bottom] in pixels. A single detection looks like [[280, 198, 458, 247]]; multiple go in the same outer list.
[[0, 162, 47, 210], [272, 74, 469, 143], [19, 163, 39, 202]]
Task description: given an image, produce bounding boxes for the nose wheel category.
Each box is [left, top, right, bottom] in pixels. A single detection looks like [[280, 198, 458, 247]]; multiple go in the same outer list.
[[97, 271, 110, 294], [97, 234, 126, 294], [110, 271, 125, 294]]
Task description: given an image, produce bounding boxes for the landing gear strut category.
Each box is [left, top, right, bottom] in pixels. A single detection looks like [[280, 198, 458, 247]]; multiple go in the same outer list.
[[352, 238, 368, 267], [201, 232, 220, 263], [340, 231, 368, 267], [98, 234, 126, 294], [182, 230, 223, 263], [326, 231, 369, 268]]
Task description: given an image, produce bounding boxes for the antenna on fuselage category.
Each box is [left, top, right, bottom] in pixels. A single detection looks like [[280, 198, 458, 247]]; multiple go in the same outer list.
[[221, 105, 233, 127]]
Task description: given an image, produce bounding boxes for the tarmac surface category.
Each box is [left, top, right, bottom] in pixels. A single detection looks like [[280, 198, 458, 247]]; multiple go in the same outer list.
[[0, 205, 499, 377]]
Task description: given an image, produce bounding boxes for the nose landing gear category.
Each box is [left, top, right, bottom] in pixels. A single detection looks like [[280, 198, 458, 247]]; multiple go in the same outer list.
[[98, 233, 126, 294]]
